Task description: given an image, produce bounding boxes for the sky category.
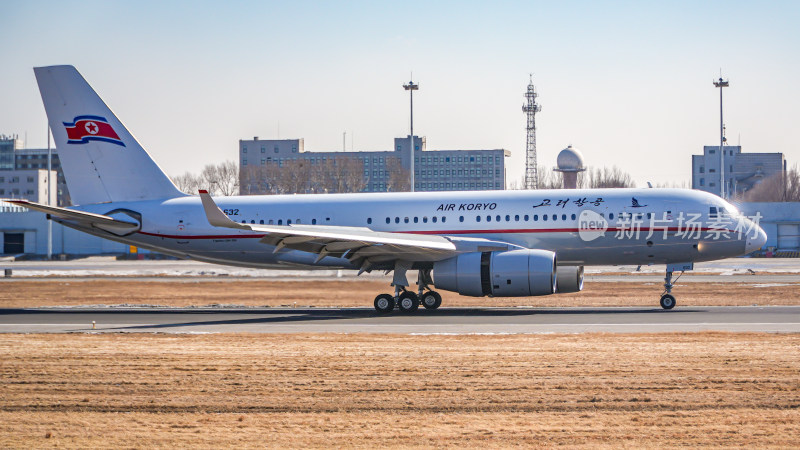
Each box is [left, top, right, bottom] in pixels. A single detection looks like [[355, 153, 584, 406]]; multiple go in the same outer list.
[[1, 1, 799, 187]]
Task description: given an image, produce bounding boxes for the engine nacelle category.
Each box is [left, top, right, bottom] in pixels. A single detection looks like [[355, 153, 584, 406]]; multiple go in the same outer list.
[[432, 249, 557, 297], [555, 265, 584, 293]]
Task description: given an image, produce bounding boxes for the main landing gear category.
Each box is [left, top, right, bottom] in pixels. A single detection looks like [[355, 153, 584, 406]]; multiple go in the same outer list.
[[373, 267, 441, 314], [660, 263, 692, 310]]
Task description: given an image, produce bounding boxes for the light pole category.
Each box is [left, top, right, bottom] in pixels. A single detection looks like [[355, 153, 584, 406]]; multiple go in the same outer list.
[[403, 79, 418, 192], [46, 125, 52, 260], [713, 76, 729, 198]]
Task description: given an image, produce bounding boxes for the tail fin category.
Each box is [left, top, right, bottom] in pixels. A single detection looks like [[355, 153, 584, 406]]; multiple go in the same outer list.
[[34, 65, 184, 205]]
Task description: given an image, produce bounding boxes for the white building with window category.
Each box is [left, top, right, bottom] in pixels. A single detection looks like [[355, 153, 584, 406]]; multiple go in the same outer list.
[[691, 145, 785, 198], [0, 169, 57, 204], [239, 136, 509, 194]]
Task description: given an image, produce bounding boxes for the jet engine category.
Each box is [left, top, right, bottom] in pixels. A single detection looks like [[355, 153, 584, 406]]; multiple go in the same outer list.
[[555, 265, 584, 293], [432, 249, 556, 297]]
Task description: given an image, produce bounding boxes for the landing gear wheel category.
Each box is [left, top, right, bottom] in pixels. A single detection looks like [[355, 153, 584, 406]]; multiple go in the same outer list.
[[374, 294, 395, 314], [398, 292, 419, 313], [421, 291, 442, 310], [660, 294, 676, 310]]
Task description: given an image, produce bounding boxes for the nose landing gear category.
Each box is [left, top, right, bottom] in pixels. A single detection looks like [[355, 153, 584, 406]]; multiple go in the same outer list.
[[660, 262, 692, 310], [660, 271, 677, 310]]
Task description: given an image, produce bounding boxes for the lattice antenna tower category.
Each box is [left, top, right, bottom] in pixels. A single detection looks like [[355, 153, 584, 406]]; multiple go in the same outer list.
[[522, 74, 542, 189]]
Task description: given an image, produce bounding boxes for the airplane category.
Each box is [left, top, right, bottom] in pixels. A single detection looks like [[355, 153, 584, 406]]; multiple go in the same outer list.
[[5, 65, 767, 313]]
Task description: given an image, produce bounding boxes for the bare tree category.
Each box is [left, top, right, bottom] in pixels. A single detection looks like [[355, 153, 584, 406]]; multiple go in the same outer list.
[[173, 161, 240, 196], [386, 157, 410, 192], [586, 166, 634, 188], [339, 157, 367, 193], [525, 165, 632, 189], [739, 165, 800, 202], [239, 157, 368, 195], [277, 160, 312, 194], [787, 166, 800, 201], [171, 172, 202, 194], [199, 160, 239, 196], [654, 180, 689, 188], [507, 175, 525, 190], [536, 165, 565, 189]]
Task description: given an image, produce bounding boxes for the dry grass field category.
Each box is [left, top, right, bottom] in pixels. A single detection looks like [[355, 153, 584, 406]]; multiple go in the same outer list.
[[0, 277, 798, 308], [1, 333, 798, 448]]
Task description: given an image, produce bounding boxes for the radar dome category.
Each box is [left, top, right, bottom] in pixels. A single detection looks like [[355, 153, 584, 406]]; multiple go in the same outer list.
[[556, 145, 586, 172]]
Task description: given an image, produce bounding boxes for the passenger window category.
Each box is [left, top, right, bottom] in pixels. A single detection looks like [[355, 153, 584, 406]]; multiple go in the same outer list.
[[459, 216, 464, 222], [395, 217, 400, 224], [476, 216, 481, 222], [259, 220, 264, 224], [287, 219, 292, 225], [562, 214, 566, 221], [647, 213, 652, 220], [487, 216, 492, 222], [571, 214, 576, 220], [312, 219, 317, 225], [543, 215, 548, 221], [278, 220, 283, 225], [269, 220, 274, 225], [524, 215, 529, 221], [367, 218, 372, 224], [534, 215, 538, 221], [609, 213, 614, 220], [404, 217, 409, 223], [441, 217, 446, 223], [496, 215, 501, 222], [432, 217, 438, 223], [385, 217, 390, 224], [414, 217, 419, 223], [423, 217, 428, 223], [514, 215, 519, 221], [552, 214, 557, 221]]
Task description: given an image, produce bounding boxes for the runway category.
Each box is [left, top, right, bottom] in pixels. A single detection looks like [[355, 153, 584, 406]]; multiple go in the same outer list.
[[1, 306, 798, 334]]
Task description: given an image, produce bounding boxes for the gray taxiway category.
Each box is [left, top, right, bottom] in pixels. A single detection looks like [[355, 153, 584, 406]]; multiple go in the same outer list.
[[1, 306, 798, 334]]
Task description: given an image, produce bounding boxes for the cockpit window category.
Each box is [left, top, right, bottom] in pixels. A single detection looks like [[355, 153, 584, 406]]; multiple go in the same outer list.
[[709, 206, 734, 220]]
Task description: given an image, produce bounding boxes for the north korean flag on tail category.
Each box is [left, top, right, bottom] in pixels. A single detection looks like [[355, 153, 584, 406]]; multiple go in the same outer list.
[[63, 115, 125, 147]]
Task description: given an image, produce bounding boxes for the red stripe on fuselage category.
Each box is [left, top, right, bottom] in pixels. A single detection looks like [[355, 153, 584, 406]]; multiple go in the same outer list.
[[136, 226, 722, 240]]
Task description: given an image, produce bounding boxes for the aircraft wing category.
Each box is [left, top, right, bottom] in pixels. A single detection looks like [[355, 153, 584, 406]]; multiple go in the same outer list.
[[2, 199, 140, 236], [199, 190, 512, 270]]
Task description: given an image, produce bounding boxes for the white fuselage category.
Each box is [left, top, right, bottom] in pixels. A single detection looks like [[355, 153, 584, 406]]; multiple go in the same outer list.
[[63, 187, 760, 270]]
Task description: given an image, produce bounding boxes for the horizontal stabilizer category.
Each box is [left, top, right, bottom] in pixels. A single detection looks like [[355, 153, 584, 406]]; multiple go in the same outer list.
[[4, 199, 140, 236]]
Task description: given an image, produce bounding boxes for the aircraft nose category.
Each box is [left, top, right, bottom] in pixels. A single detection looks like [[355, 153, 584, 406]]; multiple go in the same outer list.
[[745, 225, 767, 254]]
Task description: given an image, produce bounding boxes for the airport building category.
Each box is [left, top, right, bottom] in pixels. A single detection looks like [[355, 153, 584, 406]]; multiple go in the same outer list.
[[691, 145, 785, 198], [238, 136, 509, 195], [0, 170, 57, 204], [0, 136, 115, 255], [0, 201, 129, 255], [0, 135, 69, 205], [739, 202, 800, 255]]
